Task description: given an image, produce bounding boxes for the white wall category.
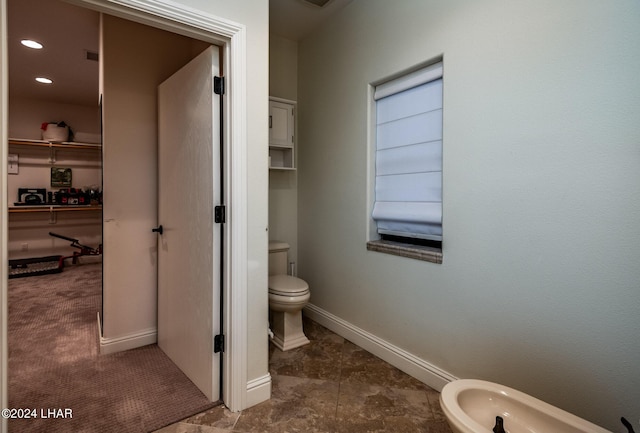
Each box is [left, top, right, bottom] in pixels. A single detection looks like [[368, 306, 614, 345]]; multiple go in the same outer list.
[[269, 33, 298, 265], [297, 1, 640, 430]]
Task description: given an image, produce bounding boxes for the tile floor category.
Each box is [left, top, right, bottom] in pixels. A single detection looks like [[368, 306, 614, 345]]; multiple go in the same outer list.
[[155, 317, 453, 433]]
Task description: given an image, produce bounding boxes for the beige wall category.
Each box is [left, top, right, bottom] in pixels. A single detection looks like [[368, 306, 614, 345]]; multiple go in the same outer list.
[[298, 0, 640, 430], [269, 34, 298, 266], [7, 98, 101, 258], [269, 34, 298, 102], [8, 98, 101, 139]]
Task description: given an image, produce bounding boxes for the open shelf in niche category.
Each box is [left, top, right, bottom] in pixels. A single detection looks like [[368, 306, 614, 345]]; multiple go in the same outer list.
[[269, 147, 295, 170]]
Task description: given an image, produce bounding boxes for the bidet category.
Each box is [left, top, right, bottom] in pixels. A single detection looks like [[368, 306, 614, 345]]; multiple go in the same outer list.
[[440, 379, 612, 433]]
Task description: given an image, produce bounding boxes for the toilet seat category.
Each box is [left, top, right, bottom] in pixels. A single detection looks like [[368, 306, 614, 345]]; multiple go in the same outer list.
[[268, 274, 309, 296]]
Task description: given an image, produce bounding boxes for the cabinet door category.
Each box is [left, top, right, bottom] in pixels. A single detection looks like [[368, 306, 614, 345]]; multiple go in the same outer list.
[[269, 100, 294, 147]]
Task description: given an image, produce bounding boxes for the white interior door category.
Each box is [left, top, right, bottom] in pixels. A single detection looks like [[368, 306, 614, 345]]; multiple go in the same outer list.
[[157, 45, 221, 401]]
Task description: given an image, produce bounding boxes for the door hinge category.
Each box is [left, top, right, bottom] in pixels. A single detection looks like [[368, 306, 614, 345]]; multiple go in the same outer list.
[[214, 76, 225, 95], [214, 334, 225, 353], [214, 205, 225, 223]]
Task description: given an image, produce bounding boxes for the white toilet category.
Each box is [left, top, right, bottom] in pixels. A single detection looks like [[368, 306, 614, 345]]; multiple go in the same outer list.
[[268, 241, 310, 351]]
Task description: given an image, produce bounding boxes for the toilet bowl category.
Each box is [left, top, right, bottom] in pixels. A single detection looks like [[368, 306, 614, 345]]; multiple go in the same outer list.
[[268, 241, 311, 351]]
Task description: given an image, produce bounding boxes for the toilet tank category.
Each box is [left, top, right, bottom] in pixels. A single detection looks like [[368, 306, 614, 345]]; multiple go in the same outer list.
[[268, 241, 290, 276]]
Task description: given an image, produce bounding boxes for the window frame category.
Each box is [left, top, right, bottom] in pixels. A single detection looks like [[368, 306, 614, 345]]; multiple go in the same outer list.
[[366, 58, 444, 264]]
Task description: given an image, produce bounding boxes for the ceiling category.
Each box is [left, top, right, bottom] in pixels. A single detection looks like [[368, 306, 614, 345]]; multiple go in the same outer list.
[[8, 0, 100, 106], [270, 0, 353, 41], [8, 0, 353, 106]]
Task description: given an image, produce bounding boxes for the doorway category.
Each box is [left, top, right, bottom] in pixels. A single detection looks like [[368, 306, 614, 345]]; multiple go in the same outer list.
[[7, 0, 220, 420], [1, 0, 252, 425], [98, 11, 213, 355]]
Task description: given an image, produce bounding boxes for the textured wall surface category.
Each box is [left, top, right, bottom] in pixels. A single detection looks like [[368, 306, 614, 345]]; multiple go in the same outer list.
[[297, 1, 640, 429]]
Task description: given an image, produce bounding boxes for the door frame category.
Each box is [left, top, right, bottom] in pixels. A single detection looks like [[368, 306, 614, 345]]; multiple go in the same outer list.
[[0, 0, 250, 426]]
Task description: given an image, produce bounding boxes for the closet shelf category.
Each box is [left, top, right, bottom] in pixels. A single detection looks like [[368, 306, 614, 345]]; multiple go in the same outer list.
[[9, 205, 102, 214], [8, 138, 102, 151], [8, 205, 101, 225]]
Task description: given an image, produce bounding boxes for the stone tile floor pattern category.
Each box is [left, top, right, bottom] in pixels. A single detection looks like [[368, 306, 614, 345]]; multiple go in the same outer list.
[[155, 316, 453, 432]]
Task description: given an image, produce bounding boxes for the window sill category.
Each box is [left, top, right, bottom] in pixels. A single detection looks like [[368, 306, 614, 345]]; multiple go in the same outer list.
[[367, 239, 442, 264]]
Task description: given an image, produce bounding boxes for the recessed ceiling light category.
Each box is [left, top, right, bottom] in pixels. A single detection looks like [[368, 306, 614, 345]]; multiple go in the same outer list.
[[21, 39, 43, 49], [35, 77, 53, 84]]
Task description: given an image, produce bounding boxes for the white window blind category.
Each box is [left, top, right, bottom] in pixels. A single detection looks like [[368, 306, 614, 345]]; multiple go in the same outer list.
[[372, 62, 443, 241]]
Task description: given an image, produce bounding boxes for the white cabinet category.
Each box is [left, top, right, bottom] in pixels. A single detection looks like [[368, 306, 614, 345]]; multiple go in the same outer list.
[[269, 97, 295, 170]]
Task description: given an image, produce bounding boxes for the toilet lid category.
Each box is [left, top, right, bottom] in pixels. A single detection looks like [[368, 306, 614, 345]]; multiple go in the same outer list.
[[268, 275, 309, 296]]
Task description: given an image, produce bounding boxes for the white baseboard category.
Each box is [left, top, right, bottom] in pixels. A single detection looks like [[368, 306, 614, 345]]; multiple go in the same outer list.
[[246, 373, 271, 408], [303, 304, 457, 392], [98, 317, 157, 355]]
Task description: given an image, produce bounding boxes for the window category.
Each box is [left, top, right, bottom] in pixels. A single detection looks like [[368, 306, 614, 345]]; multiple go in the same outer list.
[[368, 62, 443, 262]]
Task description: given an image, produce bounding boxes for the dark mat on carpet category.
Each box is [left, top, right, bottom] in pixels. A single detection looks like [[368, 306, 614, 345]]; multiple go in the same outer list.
[[8, 263, 218, 433], [8, 255, 63, 279]]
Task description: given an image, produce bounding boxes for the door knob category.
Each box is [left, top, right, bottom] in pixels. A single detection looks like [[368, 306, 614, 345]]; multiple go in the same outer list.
[[152, 225, 163, 235]]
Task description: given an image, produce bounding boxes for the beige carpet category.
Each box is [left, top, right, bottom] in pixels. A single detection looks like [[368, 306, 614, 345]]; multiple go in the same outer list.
[[8, 262, 218, 433]]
